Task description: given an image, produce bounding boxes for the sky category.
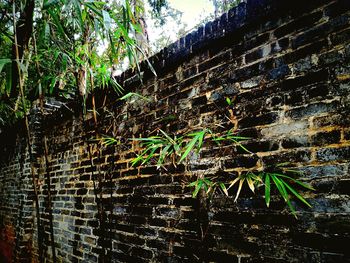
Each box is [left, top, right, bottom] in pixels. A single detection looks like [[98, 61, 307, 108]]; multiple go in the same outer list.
[[113, 0, 216, 73], [146, 0, 215, 52], [168, 0, 214, 28]]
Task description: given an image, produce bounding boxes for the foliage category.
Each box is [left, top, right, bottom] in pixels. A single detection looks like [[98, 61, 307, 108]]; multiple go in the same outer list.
[[187, 168, 313, 218], [129, 128, 248, 168], [103, 122, 313, 216], [100, 93, 315, 217], [0, 0, 155, 128]]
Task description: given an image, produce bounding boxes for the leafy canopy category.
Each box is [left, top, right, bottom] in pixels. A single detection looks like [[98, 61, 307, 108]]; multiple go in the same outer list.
[[0, 0, 152, 126]]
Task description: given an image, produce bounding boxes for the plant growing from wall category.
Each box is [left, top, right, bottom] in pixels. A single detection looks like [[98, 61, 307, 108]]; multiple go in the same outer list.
[[130, 127, 314, 216], [99, 94, 314, 261], [110, 94, 315, 217]]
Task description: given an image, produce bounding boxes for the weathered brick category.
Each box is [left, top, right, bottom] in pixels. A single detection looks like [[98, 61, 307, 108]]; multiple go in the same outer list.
[[311, 130, 341, 146], [238, 112, 279, 128], [262, 150, 312, 166], [286, 101, 339, 120], [274, 11, 323, 38], [316, 146, 350, 162], [224, 155, 259, 168], [282, 135, 309, 149], [131, 247, 153, 259]]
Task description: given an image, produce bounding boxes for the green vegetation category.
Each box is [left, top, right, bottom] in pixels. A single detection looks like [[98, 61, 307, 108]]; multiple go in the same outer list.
[[103, 95, 315, 218], [0, 0, 154, 126]]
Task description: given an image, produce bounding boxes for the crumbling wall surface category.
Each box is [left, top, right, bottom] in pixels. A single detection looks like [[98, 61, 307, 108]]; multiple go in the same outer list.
[[0, 0, 350, 262]]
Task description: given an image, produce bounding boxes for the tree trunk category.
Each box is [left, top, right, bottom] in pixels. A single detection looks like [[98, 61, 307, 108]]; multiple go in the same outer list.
[[11, 0, 34, 97]]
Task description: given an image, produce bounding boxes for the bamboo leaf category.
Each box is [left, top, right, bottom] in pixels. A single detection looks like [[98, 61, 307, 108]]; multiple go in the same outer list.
[[197, 130, 206, 152], [102, 10, 111, 31], [43, 0, 60, 9], [84, 2, 103, 17], [219, 182, 228, 196], [179, 134, 199, 163], [265, 173, 270, 207], [228, 177, 240, 190], [282, 181, 312, 208], [234, 179, 244, 202], [273, 173, 315, 190], [271, 174, 296, 216], [157, 144, 172, 167], [246, 177, 255, 193], [49, 76, 57, 94], [192, 180, 203, 198], [188, 181, 197, 187], [47, 9, 68, 40], [231, 139, 252, 153], [0, 58, 11, 73], [203, 178, 213, 186], [159, 129, 175, 144], [271, 175, 289, 202], [141, 146, 158, 165], [72, 0, 84, 32], [110, 77, 124, 95]]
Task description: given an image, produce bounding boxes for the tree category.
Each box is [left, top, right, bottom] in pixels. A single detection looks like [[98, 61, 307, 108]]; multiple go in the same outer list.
[[0, 1, 153, 261]]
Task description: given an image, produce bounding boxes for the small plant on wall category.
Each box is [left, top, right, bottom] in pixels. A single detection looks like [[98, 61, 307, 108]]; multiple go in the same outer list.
[[102, 94, 315, 218], [129, 127, 314, 217]]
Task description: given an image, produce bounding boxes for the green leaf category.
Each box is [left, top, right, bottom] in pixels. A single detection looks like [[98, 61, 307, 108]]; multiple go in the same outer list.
[[275, 162, 291, 167], [158, 144, 172, 167], [141, 146, 158, 165], [192, 180, 203, 198], [196, 130, 206, 152], [0, 59, 11, 73], [43, 0, 60, 9], [159, 129, 175, 144], [110, 78, 124, 95], [273, 173, 315, 190], [271, 175, 288, 202], [282, 181, 312, 208], [47, 9, 68, 40], [84, 2, 103, 18], [5, 66, 12, 94], [203, 178, 213, 186], [230, 139, 252, 153], [219, 182, 228, 196], [72, 0, 84, 32], [265, 174, 270, 207], [102, 10, 111, 31], [188, 181, 197, 187], [179, 134, 199, 163], [271, 174, 296, 216], [49, 76, 57, 94], [131, 154, 144, 167]]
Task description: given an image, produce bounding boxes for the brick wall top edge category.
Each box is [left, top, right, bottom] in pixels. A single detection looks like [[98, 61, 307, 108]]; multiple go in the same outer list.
[[116, 0, 330, 83], [1, 0, 334, 128]]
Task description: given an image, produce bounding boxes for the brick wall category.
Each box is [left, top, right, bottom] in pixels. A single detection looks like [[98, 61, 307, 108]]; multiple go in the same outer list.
[[1, 0, 350, 262]]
